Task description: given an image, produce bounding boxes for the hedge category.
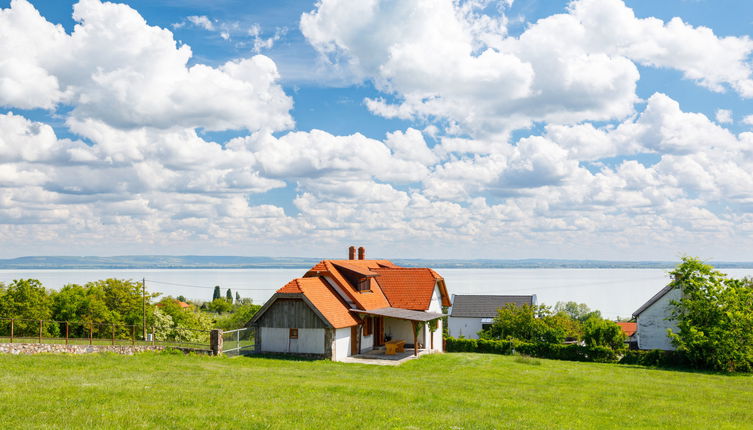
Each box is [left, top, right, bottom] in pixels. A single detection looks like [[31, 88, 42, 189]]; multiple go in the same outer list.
[[445, 337, 618, 363], [618, 349, 691, 368]]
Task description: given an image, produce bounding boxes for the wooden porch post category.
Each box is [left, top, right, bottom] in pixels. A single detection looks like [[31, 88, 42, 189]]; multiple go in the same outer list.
[[412, 321, 418, 356]]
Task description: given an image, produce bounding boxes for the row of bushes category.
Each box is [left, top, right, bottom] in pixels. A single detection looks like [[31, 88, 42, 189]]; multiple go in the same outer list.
[[446, 337, 693, 368], [446, 337, 617, 363]]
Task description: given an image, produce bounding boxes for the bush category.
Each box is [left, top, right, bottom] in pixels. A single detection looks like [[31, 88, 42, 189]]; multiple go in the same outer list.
[[618, 349, 691, 368], [445, 337, 618, 363]]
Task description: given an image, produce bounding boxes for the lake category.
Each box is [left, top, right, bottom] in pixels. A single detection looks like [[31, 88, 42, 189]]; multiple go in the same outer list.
[[2, 268, 752, 319]]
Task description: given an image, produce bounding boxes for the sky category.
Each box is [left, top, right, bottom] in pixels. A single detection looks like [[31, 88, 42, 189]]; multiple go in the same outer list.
[[1, 0, 753, 261]]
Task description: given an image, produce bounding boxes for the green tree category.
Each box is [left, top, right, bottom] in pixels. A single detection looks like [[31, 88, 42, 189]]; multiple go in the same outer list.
[[214, 303, 262, 330], [482, 304, 565, 344], [0, 279, 57, 337], [668, 257, 753, 372], [226, 288, 233, 304], [212, 286, 221, 301], [177, 295, 187, 303], [206, 298, 233, 314], [554, 301, 602, 322], [583, 317, 625, 349], [235, 292, 241, 303]]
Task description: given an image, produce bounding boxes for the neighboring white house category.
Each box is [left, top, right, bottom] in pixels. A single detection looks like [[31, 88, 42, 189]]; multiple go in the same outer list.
[[632, 285, 681, 350], [249, 246, 451, 361], [448, 294, 537, 339]]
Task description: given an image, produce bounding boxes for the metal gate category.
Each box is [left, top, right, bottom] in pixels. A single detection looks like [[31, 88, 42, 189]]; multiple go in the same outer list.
[[222, 327, 255, 356]]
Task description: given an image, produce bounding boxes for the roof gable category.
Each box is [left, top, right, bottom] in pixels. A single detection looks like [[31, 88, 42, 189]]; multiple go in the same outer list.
[[632, 285, 676, 318], [372, 268, 445, 311], [450, 295, 535, 318], [254, 277, 358, 328]]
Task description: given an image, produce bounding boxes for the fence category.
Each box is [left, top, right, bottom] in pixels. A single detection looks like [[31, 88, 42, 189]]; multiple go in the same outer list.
[[221, 327, 255, 357], [0, 318, 211, 351]]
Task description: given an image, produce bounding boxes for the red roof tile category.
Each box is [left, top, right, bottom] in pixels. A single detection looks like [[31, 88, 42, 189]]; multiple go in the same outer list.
[[617, 322, 637, 337], [275, 277, 358, 328], [372, 268, 443, 311]]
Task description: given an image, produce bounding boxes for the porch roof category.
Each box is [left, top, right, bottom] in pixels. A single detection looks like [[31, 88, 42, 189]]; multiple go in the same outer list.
[[350, 307, 445, 322]]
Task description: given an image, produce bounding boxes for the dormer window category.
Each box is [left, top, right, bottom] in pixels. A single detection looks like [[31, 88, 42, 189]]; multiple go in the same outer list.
[[358, 278, 371, 292]]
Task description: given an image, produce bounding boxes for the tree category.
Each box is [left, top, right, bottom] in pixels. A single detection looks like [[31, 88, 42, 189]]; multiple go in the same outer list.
[[206, 298, 233, 314], [212, 286, 221, 301], [0, 279, 57, 337], [668, 257, 753, 372], [554, 301, 602, 322], [481, 304, 565, 344], [177, 295, 187, 303], [235, 292, 241, 303], [226, 288, 233, 304], [583, 317, 625, 349]]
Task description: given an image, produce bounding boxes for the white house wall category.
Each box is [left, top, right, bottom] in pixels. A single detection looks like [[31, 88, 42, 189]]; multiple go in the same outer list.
[[360, 331, 374, 353], [637, 288, 681, 351], [428, 284, 442, 312], [332, 327, 351, 361], [448, 317, 483, 339], [260, 327, 325, 354], [385, 318, 414, 344]]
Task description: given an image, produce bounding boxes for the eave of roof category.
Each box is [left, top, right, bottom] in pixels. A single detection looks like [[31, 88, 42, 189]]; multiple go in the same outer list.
[[350, 307, 446, 322], [632, 284, 676, 318]]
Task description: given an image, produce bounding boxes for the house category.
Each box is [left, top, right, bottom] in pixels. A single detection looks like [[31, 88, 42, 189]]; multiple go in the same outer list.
[[616, 322, 638, 349], [248, 246, 451, 361], [448, 294, 537, 339], [632, 285, 680, 350]]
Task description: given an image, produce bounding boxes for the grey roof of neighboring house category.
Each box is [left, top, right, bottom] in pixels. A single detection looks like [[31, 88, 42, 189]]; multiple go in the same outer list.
[[632, 285, 676, 318], [450, 295, 535, 318]]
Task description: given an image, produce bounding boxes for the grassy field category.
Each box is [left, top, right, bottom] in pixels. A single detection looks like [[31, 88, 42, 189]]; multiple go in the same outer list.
[[0, 352, 751, 429]]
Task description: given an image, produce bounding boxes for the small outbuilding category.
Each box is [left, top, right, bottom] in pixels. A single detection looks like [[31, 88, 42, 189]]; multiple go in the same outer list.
[[632, 285, 680, 350], [448, 294, 537, 339]]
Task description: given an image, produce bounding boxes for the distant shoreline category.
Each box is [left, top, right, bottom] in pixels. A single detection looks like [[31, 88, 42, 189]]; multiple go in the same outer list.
[[1, 256, 753, 270]]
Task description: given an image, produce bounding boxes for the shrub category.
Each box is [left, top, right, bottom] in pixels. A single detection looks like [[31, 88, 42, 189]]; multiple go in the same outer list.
[[618, 349, 691, 368], [445, 337, 618, 363]]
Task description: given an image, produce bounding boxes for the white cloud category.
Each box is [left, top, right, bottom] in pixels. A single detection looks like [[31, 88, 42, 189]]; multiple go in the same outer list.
[[187, 15, 214, 31], [301, 0, 753, 138], [715, 109, 733, 124], [743, 115, 753, 126], [0, 0, 294, 132]]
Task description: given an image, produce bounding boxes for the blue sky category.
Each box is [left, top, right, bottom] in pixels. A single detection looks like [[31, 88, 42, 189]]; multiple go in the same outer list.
[[1, 0, 753, 260]]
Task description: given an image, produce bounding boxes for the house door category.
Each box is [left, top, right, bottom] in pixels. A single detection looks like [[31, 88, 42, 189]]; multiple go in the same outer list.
[[351, 326, 359, 355], [375, 317, 385, 346]]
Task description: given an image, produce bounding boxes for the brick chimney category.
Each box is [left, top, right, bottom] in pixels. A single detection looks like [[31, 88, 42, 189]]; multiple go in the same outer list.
[[348, 246, 356, 260], [358, 246, 365, 260]]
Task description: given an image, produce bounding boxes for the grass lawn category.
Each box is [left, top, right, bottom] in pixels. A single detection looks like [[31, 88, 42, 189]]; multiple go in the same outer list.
[[0, 352, 751, 429]]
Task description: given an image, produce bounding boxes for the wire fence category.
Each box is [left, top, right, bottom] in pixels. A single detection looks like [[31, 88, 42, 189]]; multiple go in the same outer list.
[[222, 327, 255, 357], [0, 318, 211, 350]]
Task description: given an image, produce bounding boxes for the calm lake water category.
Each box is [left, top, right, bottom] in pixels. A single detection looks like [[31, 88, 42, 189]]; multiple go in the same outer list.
[[2, 268, 752, 319]]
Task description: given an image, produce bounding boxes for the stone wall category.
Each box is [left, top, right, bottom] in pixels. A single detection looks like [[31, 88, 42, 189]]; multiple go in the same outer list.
[[0, 343, 165, 355]]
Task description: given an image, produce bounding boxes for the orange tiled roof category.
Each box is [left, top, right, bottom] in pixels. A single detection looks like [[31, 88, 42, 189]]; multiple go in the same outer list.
[[302, 260, 394, 311], [372, 268, 443, 311], [275, 277, 358, 328], [617, 322, 637, 337]]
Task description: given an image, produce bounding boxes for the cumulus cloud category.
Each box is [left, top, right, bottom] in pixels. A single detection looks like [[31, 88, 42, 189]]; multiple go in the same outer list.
[[301, 0, 753, 138], [0, 0, 293, 132]]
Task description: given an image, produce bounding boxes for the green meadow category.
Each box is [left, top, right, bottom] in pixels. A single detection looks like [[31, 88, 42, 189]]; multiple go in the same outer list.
[[0, 351, 751, 429]]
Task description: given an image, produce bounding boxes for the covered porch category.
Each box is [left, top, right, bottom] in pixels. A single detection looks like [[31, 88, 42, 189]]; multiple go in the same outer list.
[[350, 307, 445, 359]]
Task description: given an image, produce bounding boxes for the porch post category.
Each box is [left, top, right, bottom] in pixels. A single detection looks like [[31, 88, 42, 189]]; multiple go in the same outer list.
[[412, 321, 418, 356]]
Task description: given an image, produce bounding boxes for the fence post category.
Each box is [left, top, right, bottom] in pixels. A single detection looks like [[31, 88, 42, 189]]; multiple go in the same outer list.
[[39, 320, 43, 344], [111, 324, 115, 345], [89, 322, 93, 345], [66, 322, 69, 345], [10, 319, 13, 343], [210, 329, 223, 356], [151, 326, 155, 346], [131, 326, 135, 346]]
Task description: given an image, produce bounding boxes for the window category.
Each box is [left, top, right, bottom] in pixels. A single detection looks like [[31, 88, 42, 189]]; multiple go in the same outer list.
[[289, 328, 298, 339], [363, 317, 373, 336], [481, 324, 492, 332], [358, 278, 371, 292]]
